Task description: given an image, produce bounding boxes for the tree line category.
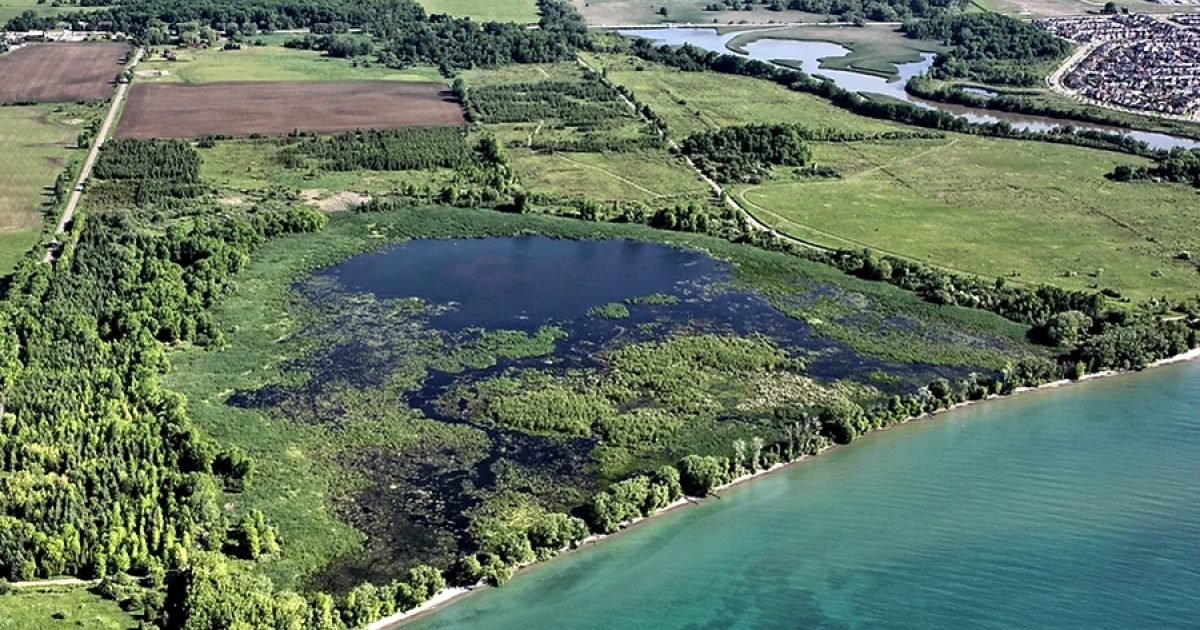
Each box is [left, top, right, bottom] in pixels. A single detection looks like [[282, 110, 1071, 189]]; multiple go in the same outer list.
[[20, 0, 590, 73], [679, 124, 813, 183], [1109, 148, 1200, 188], [0, 207, 326, 585], [902, 13, 1072, 86], [904, 75, 1200, 141], [275, 128, 484, 172]]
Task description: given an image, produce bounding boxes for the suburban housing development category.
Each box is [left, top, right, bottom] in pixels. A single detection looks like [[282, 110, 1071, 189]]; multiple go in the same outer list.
[[1038, 13, 1200, 118]]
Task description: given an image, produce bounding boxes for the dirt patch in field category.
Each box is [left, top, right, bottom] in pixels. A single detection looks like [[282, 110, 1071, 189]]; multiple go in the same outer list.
[[0, 43, 130, 104], [114, 81, 466, 139], [303, 189, 371, 212]]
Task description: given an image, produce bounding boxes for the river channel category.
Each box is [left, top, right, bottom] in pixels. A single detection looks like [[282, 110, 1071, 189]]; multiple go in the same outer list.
[[619, 27, 1200, 151]]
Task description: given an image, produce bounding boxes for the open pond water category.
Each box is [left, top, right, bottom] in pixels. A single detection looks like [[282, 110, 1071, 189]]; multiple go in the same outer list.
[[313, 236, 972, 391]]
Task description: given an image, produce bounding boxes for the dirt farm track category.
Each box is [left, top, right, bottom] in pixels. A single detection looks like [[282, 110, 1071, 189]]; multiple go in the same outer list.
[[0, 43, 131, 104], [114, 81, 467, 139]]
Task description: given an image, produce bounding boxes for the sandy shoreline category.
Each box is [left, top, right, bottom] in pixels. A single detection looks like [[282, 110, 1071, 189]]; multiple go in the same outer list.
[[375, 345, 1200, 628]]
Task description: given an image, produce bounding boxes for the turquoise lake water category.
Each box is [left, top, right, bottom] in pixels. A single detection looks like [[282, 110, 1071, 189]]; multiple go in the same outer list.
[[406, 361, 1200, 629]]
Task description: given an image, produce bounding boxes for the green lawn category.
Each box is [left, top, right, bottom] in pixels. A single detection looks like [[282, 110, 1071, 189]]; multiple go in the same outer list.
[[510, 149, 709, 202], [0, 104, 96, 275], [731, 135, 1200, 302], [135, 44, 442, 84], [726, 24, 946, 79], [417, 0, 540, 23], [0, 588, 136, 630], [585, 53, 909, 138]]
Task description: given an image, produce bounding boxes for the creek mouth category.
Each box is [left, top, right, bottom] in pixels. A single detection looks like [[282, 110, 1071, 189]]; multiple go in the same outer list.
[[226, 236, 1005, 592]]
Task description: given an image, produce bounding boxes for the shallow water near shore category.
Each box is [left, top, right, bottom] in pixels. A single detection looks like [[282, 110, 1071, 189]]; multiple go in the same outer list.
[[404, 360, 1200, 629]]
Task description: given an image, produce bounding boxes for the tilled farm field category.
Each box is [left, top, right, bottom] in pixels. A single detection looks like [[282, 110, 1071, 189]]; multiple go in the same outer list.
[[0, 42, 130, 104], [114, 80, 467, 138]]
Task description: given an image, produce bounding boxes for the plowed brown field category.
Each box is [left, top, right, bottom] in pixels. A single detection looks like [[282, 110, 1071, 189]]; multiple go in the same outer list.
[[0, 43, 130, 104], [114, 81, 467, 139]]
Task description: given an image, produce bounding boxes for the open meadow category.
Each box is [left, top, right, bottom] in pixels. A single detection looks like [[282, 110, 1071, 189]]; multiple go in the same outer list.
[[731, 135, 1200, 302], [417, 0, 540, 22], [0, 587, 135, 630], [0, 43, 128, 104], [0, 103, 96, 274], [134, 43, 442, 84], [509, 149, 709, 202], [585, 53, 910, 137], [0, 0, 100, 22]]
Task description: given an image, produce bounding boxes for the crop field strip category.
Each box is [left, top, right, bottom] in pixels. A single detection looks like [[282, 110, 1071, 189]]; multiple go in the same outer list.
[[0, 43, 130, 104], [114, 81, 466, 139]]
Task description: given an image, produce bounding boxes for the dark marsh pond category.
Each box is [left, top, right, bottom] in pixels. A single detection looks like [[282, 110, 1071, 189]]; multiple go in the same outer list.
[[312, 236, 970, 389], [234, 236, 996, 591]]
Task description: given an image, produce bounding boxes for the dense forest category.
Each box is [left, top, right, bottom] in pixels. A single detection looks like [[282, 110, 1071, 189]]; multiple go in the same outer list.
[[902, 13, 1072, 85], [275, 128, 479, 172], [0, 205, 324, 585], [680, 124, 813, 183], [89, 139, 209, 207]]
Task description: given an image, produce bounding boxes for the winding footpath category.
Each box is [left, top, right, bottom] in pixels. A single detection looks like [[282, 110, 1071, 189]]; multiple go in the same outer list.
[[44, 46, 144, 263]]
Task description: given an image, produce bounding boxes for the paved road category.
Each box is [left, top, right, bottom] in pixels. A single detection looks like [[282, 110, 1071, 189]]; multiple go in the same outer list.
[[44, 46, 144, 262]]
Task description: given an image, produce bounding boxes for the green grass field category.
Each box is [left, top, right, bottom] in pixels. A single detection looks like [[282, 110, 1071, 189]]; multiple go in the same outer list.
[[585, 53, 909, 138], [135, 43, 442, 84], [726, 25, 946, 79], [0, 104, 97, 275], [510, 149, 709, 202], [417, 0, 540, 22], [731, 135, 1200, 302], [198, 140, 455, 202], [0, 0, 94, 22], [0, 588, 136, 630]]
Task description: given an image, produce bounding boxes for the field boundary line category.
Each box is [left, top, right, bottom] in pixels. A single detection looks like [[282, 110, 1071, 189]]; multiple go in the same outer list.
[[841, 137, 959, 183], [736, 184, 1040, 287], [44, 46, 145, 263], [552, 152, 663, 197]]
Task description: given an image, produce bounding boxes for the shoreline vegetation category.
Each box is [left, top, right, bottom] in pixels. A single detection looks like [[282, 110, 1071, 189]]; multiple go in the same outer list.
[[377, 345, 1200, 629]]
